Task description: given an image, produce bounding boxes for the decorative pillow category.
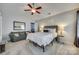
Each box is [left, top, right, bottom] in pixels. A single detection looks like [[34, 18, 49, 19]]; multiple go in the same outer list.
[[43, 30, 49, 32], [14, 33, 19, 37], [44, 28, 56, 33]]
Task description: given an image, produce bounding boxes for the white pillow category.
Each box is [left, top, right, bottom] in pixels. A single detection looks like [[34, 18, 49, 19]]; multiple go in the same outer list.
[[14, 33, 19, 37]]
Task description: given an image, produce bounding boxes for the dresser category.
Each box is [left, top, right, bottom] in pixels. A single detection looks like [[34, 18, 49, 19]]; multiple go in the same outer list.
[[56, 35, 64, 44]]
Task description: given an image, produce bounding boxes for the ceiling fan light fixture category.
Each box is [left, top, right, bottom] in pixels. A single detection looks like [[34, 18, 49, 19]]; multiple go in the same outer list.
[[31, 8, 36, 13], [24, 3, 42, 15]]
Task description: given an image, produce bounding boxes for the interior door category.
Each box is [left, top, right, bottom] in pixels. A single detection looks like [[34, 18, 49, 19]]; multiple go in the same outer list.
[[75, 11, 79, 47], [31, 22, 35, 33]]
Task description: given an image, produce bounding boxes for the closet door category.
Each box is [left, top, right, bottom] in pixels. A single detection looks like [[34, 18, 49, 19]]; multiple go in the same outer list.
[[75, 11, 79, 47]]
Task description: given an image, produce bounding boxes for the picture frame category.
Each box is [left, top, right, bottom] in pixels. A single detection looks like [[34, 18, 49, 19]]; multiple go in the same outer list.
[[13, 21, 26, 30]]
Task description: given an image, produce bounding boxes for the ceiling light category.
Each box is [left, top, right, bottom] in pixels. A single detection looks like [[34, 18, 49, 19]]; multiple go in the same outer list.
[[24, 3, 42, 15], [31, 8, 36, 13]]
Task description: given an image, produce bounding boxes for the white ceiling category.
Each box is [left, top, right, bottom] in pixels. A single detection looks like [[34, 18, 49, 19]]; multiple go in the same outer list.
[[1, 3, 79, 21]]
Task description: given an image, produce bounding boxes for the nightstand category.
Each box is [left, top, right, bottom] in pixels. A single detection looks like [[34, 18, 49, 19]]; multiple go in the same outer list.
[[56, 35, 64, 44], [0, 44, 5, 53]]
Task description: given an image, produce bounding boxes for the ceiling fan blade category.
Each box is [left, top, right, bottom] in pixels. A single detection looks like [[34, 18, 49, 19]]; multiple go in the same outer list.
[[36, 11, 40, 14], [31, 12, 34, 15], [28, 4, 32, 8], [24, 9, 31, 11], [36, 7, 42, 10]]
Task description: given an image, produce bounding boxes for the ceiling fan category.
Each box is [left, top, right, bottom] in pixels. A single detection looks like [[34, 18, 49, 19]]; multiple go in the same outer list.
[[24, 3, 42, 15]]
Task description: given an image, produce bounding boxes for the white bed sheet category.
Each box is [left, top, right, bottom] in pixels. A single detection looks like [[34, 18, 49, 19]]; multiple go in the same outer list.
[[27, 32, 57, 46]]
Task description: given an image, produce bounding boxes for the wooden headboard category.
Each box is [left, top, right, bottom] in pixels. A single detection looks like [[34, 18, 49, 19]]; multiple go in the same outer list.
[[44, 25, 58, 32]]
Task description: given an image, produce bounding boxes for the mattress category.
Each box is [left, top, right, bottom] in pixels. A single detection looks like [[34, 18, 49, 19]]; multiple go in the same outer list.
[[27, 32, 57, 46]]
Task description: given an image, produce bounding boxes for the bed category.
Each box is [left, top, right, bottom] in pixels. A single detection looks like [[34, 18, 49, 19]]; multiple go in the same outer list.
[[27, 25, 58, 52]]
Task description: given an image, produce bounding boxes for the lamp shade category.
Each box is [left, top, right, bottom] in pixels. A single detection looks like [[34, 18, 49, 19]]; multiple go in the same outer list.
[[58, 25, 64, 36], [40, 25, 44, 32]]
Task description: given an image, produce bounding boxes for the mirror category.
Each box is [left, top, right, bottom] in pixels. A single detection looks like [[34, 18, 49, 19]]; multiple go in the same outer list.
[[13, 21, 26, 30]]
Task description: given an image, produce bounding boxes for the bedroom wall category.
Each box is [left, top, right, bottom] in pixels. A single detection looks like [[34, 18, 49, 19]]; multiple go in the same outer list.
[[37, 10, 77, 45], [0, 12, 2, 42], [0, 4, 2, 42], [1, 4, 38, 41]]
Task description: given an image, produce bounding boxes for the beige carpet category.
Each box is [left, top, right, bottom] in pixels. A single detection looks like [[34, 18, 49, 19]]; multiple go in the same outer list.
[[0, 40, 79, 55]]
